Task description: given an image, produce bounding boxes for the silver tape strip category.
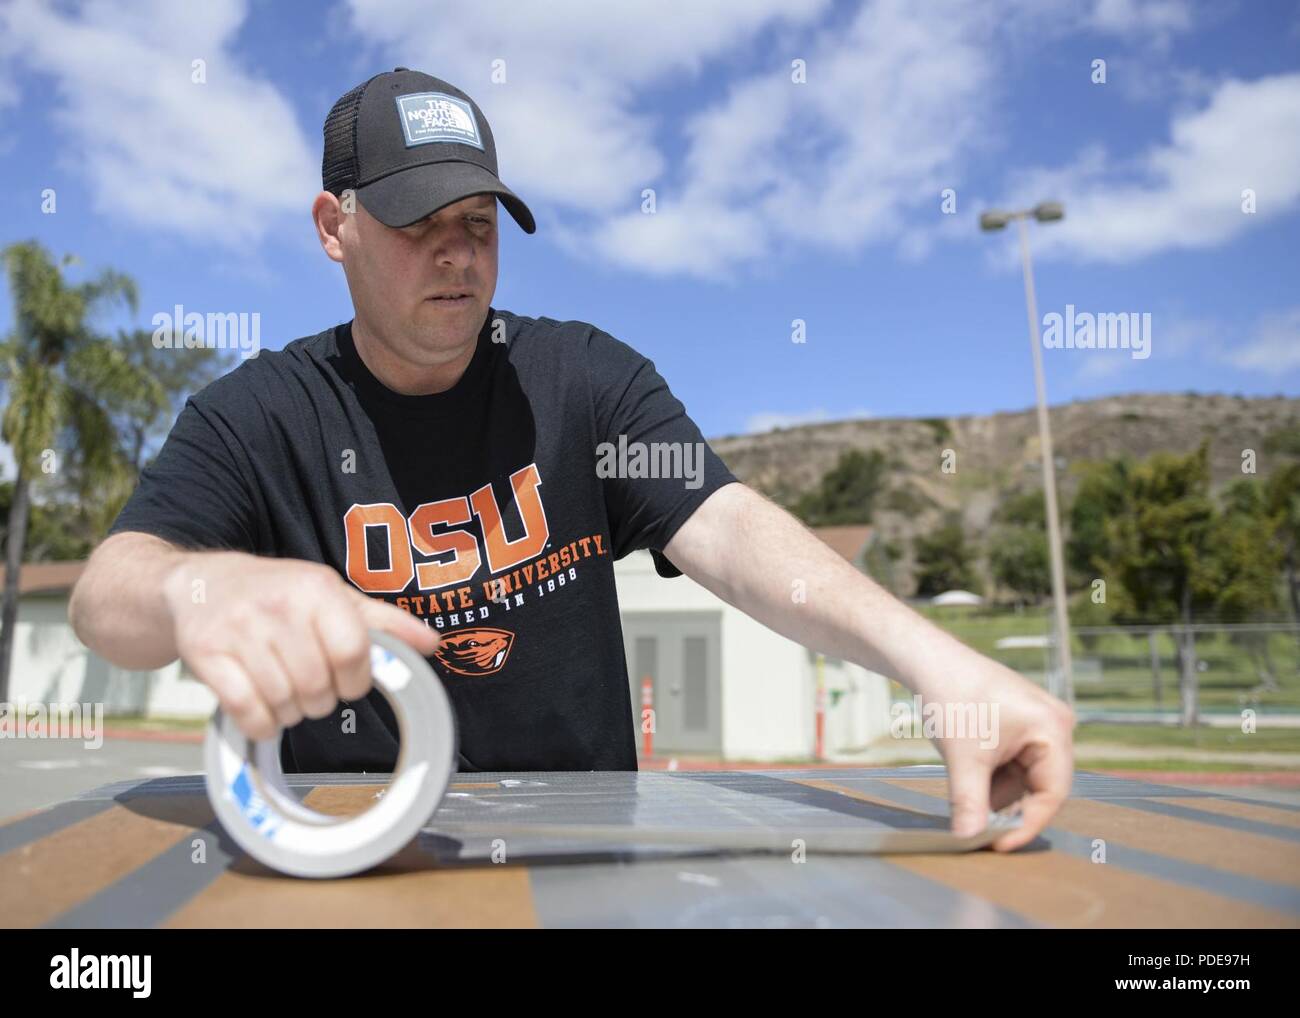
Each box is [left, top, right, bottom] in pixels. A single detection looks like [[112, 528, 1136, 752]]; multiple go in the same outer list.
[[428, 814, 1021, 855]]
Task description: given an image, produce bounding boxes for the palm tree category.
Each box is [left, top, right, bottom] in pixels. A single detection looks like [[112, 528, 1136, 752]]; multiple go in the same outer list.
[[0, 241, 161, 701], [113, 326, 225, 473]]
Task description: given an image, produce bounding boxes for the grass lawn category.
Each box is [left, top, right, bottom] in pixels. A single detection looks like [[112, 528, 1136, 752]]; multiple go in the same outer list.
[[1073, 758, 1299, 773], [102, 713, 208, 731], [1074, 723, 1300, 753]]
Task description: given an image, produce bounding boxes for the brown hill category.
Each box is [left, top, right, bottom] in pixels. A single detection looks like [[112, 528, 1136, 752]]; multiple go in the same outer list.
[[709, 393, 1300, 594]]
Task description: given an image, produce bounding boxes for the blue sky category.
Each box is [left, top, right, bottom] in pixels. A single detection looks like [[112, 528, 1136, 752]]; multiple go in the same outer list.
[[1, 0, 1298, 449]]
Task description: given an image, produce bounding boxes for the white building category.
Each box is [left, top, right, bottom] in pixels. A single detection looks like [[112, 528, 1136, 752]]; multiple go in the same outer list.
[[4, 562, 211, 719], [3, 528, 893, 761]]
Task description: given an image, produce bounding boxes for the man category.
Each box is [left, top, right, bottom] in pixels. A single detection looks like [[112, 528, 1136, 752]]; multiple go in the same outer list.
[[70, 69, 1073, 851]]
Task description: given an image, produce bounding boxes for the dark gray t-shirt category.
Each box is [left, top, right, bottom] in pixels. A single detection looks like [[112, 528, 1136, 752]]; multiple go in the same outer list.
[[110, 309, 737, 772]]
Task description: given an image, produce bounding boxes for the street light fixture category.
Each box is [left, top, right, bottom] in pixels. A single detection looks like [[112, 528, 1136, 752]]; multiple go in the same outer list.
[[980, 201, 1074, 705], [981, 202, 1063, 229]]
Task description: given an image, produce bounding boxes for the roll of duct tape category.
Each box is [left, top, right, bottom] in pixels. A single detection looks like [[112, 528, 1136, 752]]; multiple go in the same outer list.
[[203, 630, 457, 879]]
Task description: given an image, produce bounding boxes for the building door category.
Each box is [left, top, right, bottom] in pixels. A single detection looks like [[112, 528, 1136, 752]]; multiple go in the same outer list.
[[623, 612, 721, 754]]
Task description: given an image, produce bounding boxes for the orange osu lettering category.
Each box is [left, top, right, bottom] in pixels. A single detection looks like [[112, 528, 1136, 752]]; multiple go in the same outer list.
[[344, 462, 550, 594], [344, 503, 415, 593]]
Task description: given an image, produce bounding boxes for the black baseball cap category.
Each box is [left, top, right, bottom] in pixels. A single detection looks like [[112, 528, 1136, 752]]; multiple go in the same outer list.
[[322, 68, 536, 234]]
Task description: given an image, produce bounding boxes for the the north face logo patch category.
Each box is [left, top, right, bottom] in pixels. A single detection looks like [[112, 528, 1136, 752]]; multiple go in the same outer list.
[[395, 92, 484, 150]]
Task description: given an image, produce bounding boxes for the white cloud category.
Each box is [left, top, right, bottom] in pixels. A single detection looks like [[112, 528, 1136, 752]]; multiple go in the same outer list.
[[745, 406, 874, 433], [0, 0, 317, 247], [585, 0, 1003, 278], [1154, 315, 1218, 359], [1072, 349, 1139, 382], [346, 0, 1233, 279], [346, 0, 830, 216], [1069, 312, 1206, 381], [1226, 308, 1300, 375], [1087, 0, 1193, 35], [2, 0, 1259, 277], [0, 18, 18, 116], [347, 0, 1005, 279], [1006, 74, 1300, 264], [1064, 308, 1300, 380]]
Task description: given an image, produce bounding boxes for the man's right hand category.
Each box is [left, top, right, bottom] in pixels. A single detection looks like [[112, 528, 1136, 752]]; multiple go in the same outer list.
[[161, 551, 439, 742]]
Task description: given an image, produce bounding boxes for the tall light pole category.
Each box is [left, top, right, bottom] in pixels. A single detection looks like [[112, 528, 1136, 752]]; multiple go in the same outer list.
[[979, 202, 1074, 705]]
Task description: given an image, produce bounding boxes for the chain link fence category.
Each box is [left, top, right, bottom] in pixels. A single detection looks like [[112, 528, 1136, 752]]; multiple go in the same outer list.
[[922, 608, 1300, 724]]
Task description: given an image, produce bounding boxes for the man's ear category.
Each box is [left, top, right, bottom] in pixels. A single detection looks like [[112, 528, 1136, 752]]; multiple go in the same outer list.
[[313, 190, 348, 264]]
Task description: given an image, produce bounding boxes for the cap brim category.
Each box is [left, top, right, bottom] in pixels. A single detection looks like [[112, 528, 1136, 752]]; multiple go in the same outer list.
[[357, 161, 536, 234]]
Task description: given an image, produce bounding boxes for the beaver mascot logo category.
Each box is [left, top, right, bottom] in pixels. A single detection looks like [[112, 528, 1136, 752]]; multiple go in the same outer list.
[[434, 627, 515, 676]]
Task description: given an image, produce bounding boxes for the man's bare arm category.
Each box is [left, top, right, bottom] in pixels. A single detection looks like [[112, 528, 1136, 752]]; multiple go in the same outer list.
[[70, 532, 439, 740], [70, 532, 196, 669], [662, 482, 1074, 850], [662, 484, 978, 687]]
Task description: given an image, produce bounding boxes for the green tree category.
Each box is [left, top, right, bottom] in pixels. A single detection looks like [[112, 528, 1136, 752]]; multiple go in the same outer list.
[[1099, 444, 1216, 724], [75, 327, 230, 537], [793, 448, 887, 526], [1265, 461, 1300, 640], [995, 488, 1047, 529], [1263, 422, 1300, 457], [986, 489, 1050, 604], [0, 241, 161, 700], [1102, 446, 1216, 624], [0, 481, 95, 561], [913, 514, 980, 597], [988, 525, 1050, 604], [112, 327, 226, 471], [1067, 457, 1131, 585], [1211, 478, 1284, 688]]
